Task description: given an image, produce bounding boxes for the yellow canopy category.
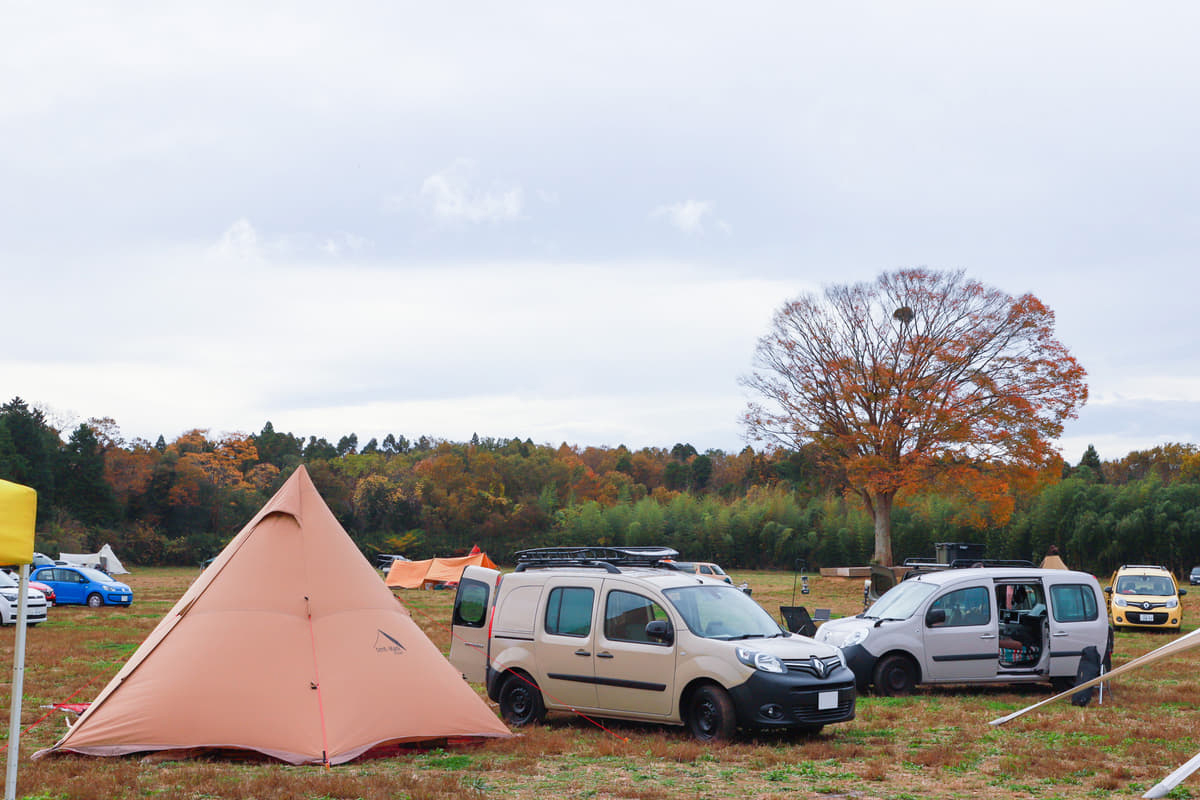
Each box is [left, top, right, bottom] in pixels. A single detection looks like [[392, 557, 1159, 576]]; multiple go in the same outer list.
[[0, 479, 36, 565]]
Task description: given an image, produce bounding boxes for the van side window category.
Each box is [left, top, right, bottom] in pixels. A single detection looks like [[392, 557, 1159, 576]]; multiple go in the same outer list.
[[1049, 584, 1099, 622], [929, 587, 991, 627], [545, 587, 594, 637], [453, 578, 490, 627], [604, 590, 668, 644]]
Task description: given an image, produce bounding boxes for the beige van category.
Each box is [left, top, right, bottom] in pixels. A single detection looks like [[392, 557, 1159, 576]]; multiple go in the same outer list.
[[449, 546, 856, 741]]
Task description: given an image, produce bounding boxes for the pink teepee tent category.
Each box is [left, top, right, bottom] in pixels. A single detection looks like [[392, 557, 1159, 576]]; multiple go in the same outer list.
[[35, 466, 509, 765]]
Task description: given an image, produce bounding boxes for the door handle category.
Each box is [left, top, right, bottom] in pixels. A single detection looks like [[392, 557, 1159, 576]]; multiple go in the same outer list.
[[597, 651, 614, 659], [979, 633, 997, 640], [1051, 631, 1069, 637], [574, 649, 591, 657]]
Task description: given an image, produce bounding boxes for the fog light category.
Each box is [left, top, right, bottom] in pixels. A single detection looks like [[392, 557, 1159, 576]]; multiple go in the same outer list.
[[1115, 616, 1124, 623], [760, 704, 784, 720]]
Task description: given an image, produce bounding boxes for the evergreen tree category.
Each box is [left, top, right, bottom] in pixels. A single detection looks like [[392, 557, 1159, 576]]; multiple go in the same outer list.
[[0, 397, 59, 507], [253, 421, 304, 466], [56, 423, 119, 524], [690, 454, 713, 490], [1077, 444, 1105, 483]]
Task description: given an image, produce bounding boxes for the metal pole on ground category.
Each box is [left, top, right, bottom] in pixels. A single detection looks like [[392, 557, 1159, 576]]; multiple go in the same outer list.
[[5, 563, 30, 800]]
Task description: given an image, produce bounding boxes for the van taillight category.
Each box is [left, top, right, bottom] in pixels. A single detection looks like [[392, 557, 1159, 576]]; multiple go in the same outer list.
[[486, 574, 502, 642]]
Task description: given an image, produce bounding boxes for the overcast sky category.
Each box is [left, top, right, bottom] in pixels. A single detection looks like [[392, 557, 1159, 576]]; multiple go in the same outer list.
[[3, 2, 1199, 464]]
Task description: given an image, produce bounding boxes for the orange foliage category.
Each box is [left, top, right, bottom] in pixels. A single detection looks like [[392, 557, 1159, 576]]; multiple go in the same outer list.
[[742, 268, 1089, 564], [104, 446, 156, 504]]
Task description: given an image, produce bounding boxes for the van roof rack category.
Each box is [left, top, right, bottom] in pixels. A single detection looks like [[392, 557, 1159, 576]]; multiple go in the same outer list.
[[513, 546, 680, 573], [903, 557, 1037, 573]]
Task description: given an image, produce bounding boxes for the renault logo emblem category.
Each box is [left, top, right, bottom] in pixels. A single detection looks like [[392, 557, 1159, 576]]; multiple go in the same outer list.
[[1142, 601, 1153, 610], [811, 656, 826, 678]]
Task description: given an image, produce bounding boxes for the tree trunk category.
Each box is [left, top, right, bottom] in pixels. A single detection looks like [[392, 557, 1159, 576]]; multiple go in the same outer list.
[[871, 491, 895, 566]]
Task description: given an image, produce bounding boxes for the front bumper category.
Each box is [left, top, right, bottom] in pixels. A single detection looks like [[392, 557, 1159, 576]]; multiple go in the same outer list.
[[728, 665, 857, 729], [839, 644, 878, 690]]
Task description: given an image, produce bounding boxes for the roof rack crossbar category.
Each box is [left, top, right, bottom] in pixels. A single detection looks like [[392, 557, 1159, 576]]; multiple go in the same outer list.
[[902, 557, 1037, 572], [513, 546, 680, 572]]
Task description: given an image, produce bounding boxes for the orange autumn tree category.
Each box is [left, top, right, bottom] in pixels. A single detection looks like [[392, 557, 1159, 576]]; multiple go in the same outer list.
[[741, 268, 1088, 566]]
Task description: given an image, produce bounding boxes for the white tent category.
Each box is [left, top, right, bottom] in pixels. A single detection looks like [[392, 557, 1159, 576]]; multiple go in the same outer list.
[[58, 544, 128, 574]]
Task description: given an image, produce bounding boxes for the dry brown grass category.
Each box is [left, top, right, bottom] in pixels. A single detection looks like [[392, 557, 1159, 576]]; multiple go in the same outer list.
[[0, 567, 1196, 799]]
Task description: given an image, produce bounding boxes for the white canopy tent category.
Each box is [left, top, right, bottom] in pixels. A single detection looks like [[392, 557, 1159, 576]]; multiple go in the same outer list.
[[58, 543, 128, 574]]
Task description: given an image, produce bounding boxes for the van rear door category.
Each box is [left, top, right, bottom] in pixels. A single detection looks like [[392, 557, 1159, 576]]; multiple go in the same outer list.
[[449, 565, 501, 683], [1045, 576, 1109, 677]]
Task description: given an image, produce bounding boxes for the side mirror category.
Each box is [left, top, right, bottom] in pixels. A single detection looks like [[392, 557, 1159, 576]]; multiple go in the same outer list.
[[645, 620, 674, 645], [925, 608, 946, 627], [1104, 586, 1113, 594], [1179, 588, 1188, 597]]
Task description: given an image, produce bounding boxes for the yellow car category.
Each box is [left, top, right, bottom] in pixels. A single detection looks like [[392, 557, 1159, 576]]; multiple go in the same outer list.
[[1105, 565, 1186, 630]]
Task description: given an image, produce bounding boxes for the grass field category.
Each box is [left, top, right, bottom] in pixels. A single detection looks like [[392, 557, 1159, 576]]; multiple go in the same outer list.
[[0, 567, 1196, 800]]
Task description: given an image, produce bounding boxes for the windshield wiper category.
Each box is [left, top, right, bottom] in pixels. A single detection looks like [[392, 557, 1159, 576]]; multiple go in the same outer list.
[[873, 617, 907, 628], [726, 633, 767, 641]]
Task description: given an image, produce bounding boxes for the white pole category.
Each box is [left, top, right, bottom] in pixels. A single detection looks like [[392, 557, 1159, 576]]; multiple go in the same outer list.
[[5, 564, 29, 800]]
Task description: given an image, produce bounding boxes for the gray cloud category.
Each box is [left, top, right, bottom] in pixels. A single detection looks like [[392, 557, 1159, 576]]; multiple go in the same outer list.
[[3, 2, 1200, 457]]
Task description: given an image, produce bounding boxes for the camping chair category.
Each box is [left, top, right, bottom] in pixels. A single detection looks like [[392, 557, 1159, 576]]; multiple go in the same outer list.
[[780, 606, 817, 637], [812, 608, 832, 624]]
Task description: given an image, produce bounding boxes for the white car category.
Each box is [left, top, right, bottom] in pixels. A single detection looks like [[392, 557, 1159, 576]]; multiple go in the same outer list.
[[0, 570, 49, 626], [817, 566, 1110, 695]]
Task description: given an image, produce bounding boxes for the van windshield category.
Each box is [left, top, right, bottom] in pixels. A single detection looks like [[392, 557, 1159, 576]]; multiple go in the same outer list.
[[863, 580, 940, 620], [1115, 575, 1175, 596], [662, 584, 784, 640]]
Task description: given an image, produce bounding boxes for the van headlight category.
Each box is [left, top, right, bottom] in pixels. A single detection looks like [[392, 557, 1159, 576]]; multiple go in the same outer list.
[[0, 591, 17, 602], [1166, 598, 1178, 609], [1113, 597, 1128, 607], [843, 628, 869, 647], [735, 647, 785, 673]]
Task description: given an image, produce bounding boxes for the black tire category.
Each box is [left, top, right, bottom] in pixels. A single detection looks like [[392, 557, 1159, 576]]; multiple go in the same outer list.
[[873, 653, 918, 696], [498, 673, 545, 726], [87, 593, 103, 608], [686, 684, 736, 742]]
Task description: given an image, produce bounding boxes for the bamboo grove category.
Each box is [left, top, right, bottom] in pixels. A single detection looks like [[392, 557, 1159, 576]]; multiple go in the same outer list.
[[2, 397, 1198, 576]]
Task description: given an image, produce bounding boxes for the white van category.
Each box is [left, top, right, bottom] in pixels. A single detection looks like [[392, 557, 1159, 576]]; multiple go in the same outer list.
[[816, 566, 1111, 694], [449, 546, 857, 741]]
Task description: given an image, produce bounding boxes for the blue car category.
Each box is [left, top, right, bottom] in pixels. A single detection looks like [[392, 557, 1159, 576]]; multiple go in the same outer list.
[[30, 566, 133, 607]]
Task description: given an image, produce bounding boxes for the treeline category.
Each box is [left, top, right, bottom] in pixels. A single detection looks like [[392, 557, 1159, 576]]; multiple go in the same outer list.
[[2, 397, 1199, 576]]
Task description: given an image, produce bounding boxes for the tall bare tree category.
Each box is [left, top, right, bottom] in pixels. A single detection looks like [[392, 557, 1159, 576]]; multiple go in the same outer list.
[[741, 268, 1088, 565]]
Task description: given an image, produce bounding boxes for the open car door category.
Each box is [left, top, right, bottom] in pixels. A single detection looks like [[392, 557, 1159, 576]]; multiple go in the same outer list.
[[449, 565, 501, 683]]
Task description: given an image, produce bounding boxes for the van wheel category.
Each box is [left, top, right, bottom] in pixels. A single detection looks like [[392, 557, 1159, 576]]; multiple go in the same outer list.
[[498, 674, 545, 726], [87, 593, 104, 608], [687, 684, 736, 742], [873, 654, 918, 696]]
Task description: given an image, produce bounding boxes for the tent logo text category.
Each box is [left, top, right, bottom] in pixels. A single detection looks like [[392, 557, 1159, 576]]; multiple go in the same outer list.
[[374, 629, 407, 655]]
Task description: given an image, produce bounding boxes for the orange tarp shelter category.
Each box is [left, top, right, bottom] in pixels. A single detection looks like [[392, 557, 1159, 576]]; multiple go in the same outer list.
[[34, 466, 509, 765], [385, 551, 497, 589]]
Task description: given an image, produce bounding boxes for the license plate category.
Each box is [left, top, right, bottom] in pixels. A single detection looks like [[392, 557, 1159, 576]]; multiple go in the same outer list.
[[818, 691, 837, 710], [1139, 614, 1155, 622]]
